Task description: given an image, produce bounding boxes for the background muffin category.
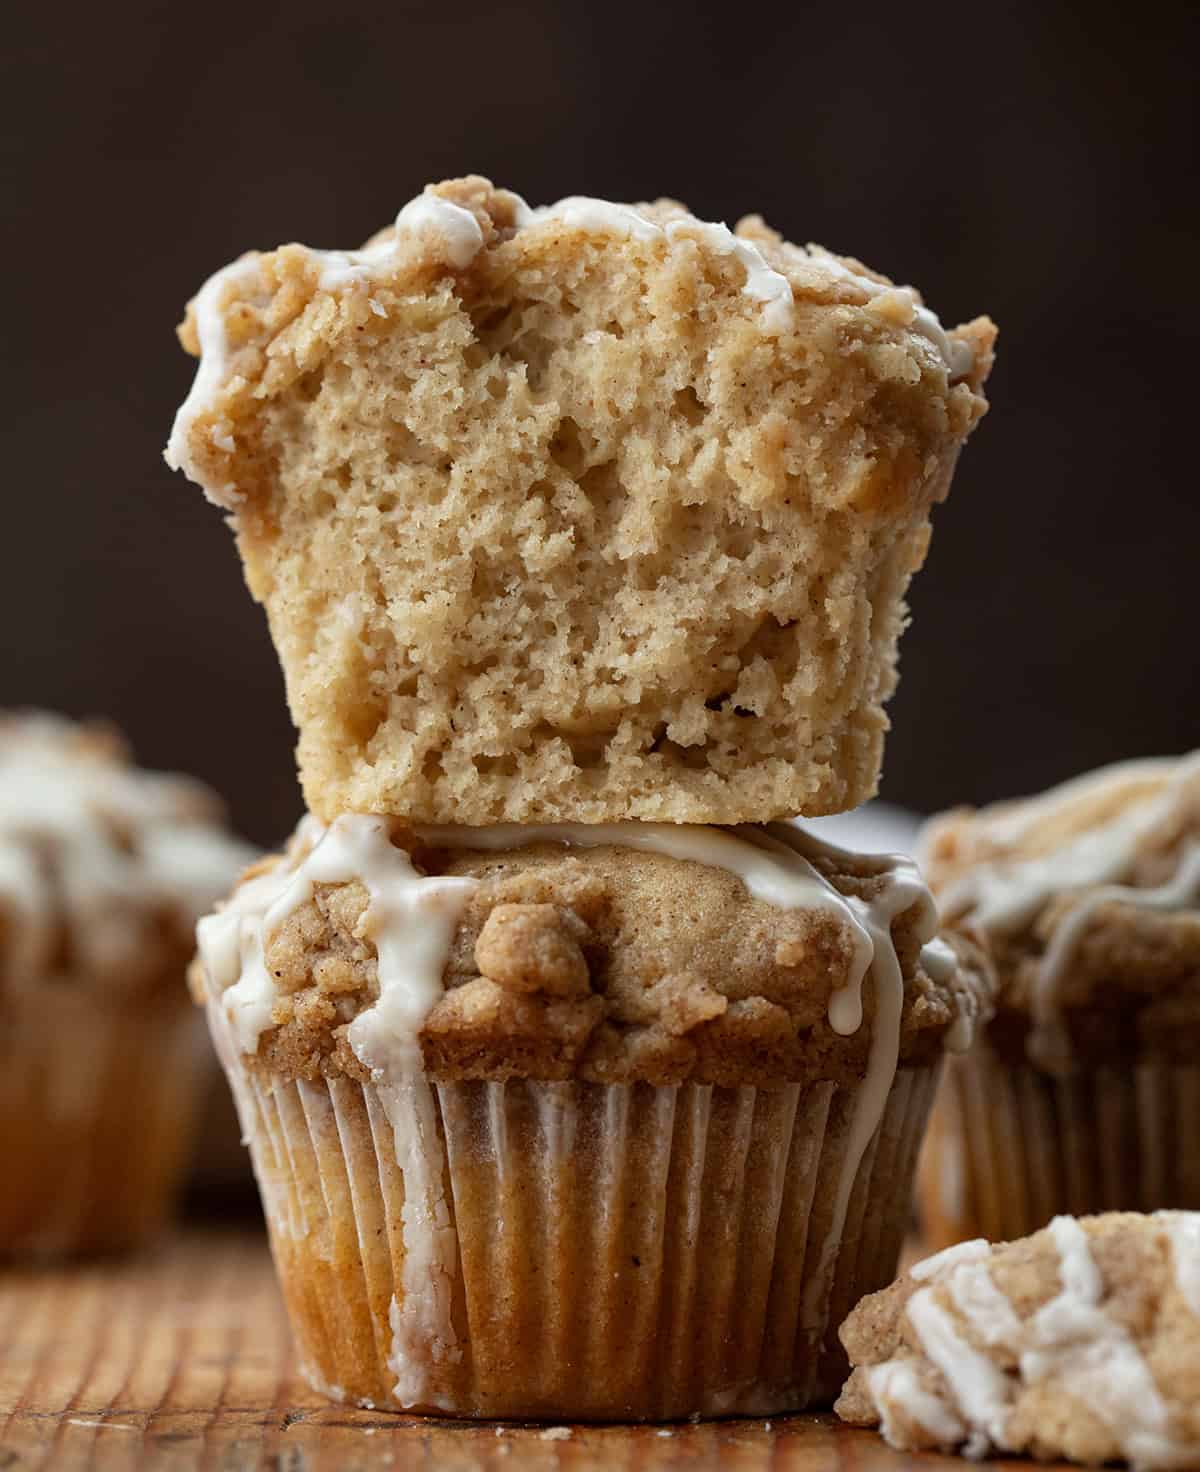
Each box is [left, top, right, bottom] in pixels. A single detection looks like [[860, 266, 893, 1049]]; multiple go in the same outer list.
[[0, 712, 254, 1255], [194, 814, 991, 1418], [166, 176, 994, 827], [917, 752, 1200, 1248]]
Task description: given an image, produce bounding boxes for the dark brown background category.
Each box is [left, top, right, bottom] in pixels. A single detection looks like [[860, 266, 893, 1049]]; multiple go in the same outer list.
[[4, 0, 1197, 846]]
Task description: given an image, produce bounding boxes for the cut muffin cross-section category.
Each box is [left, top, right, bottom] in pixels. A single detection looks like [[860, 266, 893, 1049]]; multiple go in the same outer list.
[[166, 176, 995, 826]]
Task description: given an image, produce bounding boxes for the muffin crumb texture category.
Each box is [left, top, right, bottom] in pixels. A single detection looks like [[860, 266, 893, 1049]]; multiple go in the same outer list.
[[168, 175, 995, 824], [837, 1212, 1200, 1470]]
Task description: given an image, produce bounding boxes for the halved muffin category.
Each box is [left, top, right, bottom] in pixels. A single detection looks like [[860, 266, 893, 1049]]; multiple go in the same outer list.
[[166, 177, 994, 826]]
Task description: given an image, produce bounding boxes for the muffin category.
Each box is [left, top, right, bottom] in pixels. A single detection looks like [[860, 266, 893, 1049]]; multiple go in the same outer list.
[[837, 1211, 1200, 1468], [917, 752, 1200, 1248], [192, 814, 991, 1418], [0, 713, 255, 1255], [165, 175, 994, 826]]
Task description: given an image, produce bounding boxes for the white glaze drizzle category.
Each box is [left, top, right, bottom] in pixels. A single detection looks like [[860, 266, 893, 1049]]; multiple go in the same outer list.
[[512, 199, 795, 332], [164, 195, 484, 502], [946, 1258, 1022, 1349], [0, 717, 253, 989], [1030, 842, 1200, 1068], [764, 821, 941, 1027], [866, 1360, 966, 1447], [315, 193, 485, 289], [1022, 1217, 1182, 1469], [933, 751, 1200, 1067], [919, 935, 987, 1054], [905, 1282, 1012, 1449], [201, 817, 944, 1059], [864, 1215, 1197, 1468], [975, 758, 1177, 849], [513, 194, 663, 243], [919, 936, 959, 983], [518, 196, 975, 366], [164, 254, 267, 497], [780, 243, 975, 379], [666, 218, 794, 331], [198, 814, 476, 1059], [936, 753, 1200, 934], [747, 823, 943, 1327], [1157, 1210, 1200, 1319], [197, 813, 475, 1408], [909, 1238, 990, 1281], [383, 1075, 462, 1408], [416, 819, 871, 979]]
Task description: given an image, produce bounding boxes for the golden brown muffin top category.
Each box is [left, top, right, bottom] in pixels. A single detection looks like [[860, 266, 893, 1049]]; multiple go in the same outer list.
[[191, 815, 992, 1087], [921, 752, 1200, 1068], [837, 1211, 1200, 1469], [165, 176, 995, 827], [0, 711, 255, 997]]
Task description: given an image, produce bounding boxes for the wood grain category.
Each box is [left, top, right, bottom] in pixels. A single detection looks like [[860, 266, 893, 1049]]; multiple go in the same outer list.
[[0, 1229, 1001, 1471]]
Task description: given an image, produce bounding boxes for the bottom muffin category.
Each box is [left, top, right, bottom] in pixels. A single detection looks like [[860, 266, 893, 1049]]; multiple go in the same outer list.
[[196, 815, 991, 1419]]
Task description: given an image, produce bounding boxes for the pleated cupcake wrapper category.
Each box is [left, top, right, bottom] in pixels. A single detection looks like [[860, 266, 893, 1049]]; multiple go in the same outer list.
[[227, 1059, 940, 1420], [919, 1039, 1200, 1249], [0, 995, 206, 1256]]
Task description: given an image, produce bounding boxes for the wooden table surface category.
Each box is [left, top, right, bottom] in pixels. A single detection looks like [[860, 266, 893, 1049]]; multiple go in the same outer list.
[[0, 1227, 1033, 1472]]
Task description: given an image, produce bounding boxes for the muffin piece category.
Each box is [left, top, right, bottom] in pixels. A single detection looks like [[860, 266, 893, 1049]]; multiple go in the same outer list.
[[837, 1212, 1200, 1469], [166, 176, 995, 826], [916, 752, 1200, 1248], [193, 814, 991, 1418], [0, 712, 255, 1255]]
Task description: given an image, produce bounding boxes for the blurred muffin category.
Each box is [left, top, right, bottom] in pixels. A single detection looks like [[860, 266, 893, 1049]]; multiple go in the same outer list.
[[166, 175, 994, 827], [917, 752, 1200, 1248], [193, 815, 991, 1418], [0, 713, 254, 1255], [837, 1211, 1200, 1468]]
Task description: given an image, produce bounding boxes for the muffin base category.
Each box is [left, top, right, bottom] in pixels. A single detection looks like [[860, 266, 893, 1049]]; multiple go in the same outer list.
[[0, 995, 206, 1256], [918, 1036, 1200, 1248], [230, 1063, 939, 1420]]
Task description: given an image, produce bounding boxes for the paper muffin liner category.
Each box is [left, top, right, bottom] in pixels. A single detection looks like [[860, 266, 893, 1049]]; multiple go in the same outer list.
[[221, 1043, 940, 1420], [918, 1036, 1200, 1249], [0, 993, 206, 1256]]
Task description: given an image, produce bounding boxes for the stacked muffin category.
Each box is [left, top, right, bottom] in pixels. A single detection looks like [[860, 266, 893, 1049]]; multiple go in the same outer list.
[[0, 713, 253, 1254], [167, 176, 996, 1418], [918, 753, 1200, 1248]]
